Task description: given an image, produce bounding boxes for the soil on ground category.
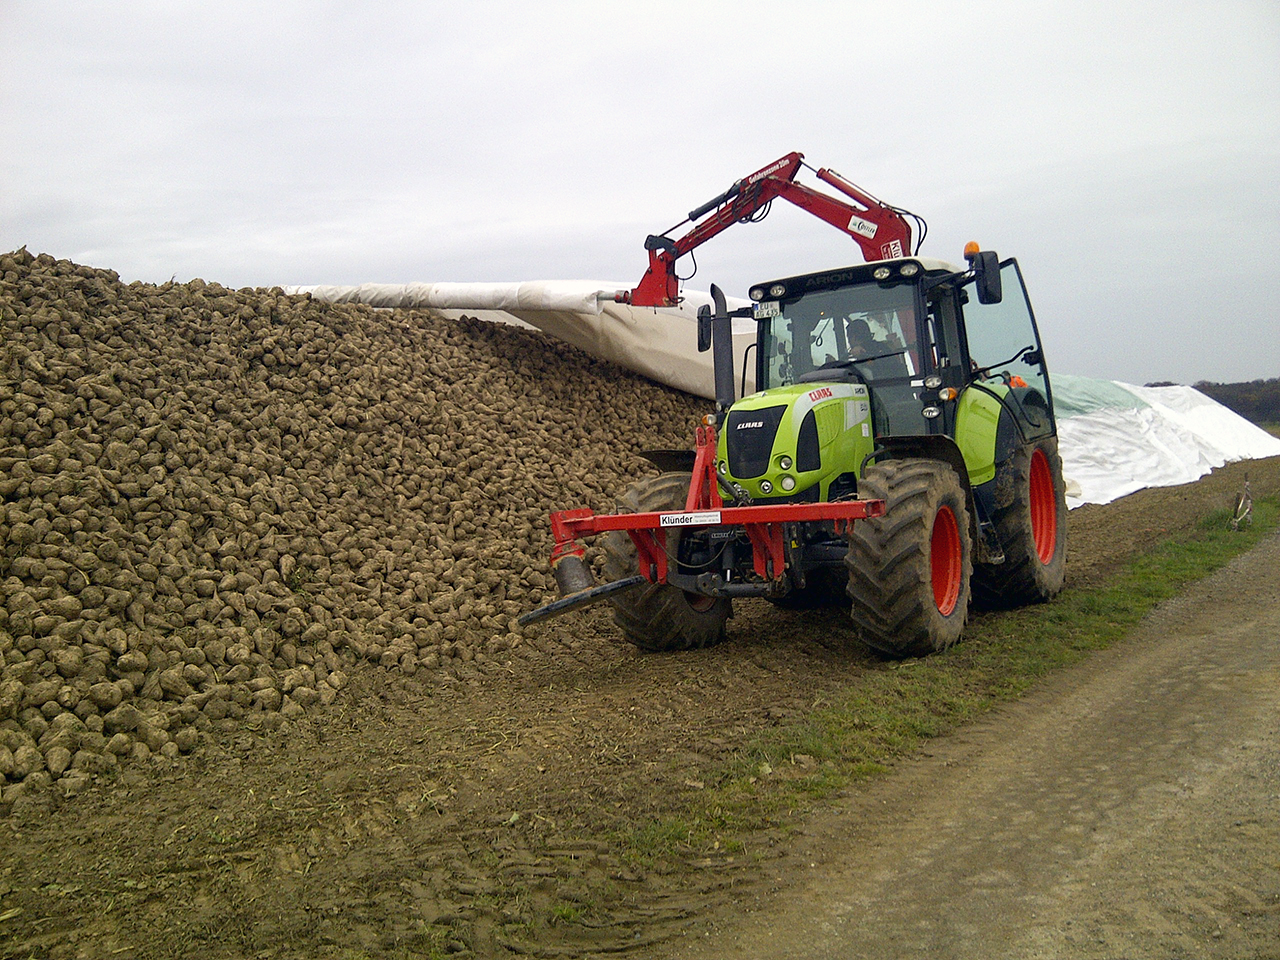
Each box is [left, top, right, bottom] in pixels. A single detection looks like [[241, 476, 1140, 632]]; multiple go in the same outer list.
[[672, 516, 1280, 960], [2, 456, 1277, 959]]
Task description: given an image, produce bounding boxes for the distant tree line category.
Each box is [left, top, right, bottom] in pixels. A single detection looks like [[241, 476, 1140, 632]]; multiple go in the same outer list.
[[1175, 378, 1280, 424]]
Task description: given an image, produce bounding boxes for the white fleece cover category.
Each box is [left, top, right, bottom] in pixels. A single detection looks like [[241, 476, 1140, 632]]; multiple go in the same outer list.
[[287, 280, 757, 399], [287, 283, 1280, 507], [1053, 374, 1280, 508]]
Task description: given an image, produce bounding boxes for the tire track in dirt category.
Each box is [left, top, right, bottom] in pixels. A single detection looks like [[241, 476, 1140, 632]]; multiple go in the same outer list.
[[671, 531, 1280, 959]]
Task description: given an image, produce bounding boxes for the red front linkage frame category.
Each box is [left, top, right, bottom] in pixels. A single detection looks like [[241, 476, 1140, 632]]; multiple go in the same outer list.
[[547, 421, 886, 587]]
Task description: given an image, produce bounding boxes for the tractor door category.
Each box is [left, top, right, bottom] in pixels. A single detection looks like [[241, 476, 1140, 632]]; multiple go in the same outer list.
[[958, 260, 1055, 439]]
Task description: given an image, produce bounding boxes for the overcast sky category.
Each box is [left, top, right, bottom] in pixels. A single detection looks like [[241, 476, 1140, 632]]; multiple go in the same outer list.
[[2, 1, 1277, 385]]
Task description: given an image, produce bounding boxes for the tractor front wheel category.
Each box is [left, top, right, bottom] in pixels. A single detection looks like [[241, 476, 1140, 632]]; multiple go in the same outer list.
[[845, 460, 973, 658], [601, 472, 731, 652]]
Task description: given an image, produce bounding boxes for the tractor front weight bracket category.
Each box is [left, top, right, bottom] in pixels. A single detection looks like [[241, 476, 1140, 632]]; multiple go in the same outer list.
[[544, 499, 884, 595], [534, 419, 887, 617]]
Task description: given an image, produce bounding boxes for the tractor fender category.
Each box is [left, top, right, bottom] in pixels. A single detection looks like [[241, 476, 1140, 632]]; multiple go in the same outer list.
[[954, 383, 1006, 487], [873, 435, 971, 489], [956, 382, 1055, 488], [869, 435, 980, 548]]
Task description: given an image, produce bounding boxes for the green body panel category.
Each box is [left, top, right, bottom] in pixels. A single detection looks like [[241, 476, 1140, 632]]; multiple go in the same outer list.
[[717, 382, 876, 500], [953, 383, 1007, 486]]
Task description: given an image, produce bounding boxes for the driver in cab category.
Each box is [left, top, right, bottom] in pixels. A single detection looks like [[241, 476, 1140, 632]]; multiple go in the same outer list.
[[844, 316, 910, 379]]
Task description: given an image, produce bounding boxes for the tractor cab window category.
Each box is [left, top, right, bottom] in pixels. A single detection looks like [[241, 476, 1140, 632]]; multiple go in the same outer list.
[[759, 280, 935, 437], [925, 287, 964, 381], [762, 284, 922, 389], [960, 259, 1054, 438]]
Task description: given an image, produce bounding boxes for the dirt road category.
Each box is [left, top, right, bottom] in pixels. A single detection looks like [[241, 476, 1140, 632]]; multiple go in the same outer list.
[[671, 532, 1280, 960]]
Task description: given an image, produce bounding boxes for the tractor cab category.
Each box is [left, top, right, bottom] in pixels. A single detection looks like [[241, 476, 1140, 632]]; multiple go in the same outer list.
[[717, 254, 1056, 508], [749, 259, 954, 440]]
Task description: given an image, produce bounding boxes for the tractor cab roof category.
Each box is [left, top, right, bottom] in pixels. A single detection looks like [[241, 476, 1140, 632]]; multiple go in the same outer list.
[[749, 257, 965, 302]]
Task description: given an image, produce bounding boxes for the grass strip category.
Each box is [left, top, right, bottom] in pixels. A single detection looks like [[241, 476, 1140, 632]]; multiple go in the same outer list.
[[618, 497, 1279, 864]]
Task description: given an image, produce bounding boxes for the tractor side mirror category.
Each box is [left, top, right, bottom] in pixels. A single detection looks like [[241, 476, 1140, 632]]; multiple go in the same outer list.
[[696, 304, 712, 352], [971, 250, 1003, 304]]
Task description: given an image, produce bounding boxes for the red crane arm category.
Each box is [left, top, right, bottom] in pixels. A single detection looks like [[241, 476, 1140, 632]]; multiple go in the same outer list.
[[622, 151, 915, 308]]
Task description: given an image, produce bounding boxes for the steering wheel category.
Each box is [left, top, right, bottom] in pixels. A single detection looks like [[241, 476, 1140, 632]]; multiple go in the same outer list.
[[797, 357, 865, 386]]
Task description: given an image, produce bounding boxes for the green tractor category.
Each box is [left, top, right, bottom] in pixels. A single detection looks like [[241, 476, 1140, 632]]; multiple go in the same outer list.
[[596, 249, 1066, 657], [521, 154, 1066, 657]]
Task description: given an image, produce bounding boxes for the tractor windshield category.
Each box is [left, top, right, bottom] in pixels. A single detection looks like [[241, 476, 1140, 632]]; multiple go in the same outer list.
[[758, 280, 932, 436], [760, 283, 922, 389]]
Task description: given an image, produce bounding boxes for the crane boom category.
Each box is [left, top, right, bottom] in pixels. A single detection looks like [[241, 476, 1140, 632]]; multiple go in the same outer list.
[[621, 151, 918, 307]]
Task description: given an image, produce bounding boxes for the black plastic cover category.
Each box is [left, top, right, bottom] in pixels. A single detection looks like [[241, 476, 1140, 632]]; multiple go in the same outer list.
[[726, 405, 787, 479]]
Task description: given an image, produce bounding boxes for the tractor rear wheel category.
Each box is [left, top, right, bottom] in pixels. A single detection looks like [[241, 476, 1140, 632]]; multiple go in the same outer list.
[[845, 460, 972, 658], [601, 472, 731, 652], [973, 436, 1067, 608]]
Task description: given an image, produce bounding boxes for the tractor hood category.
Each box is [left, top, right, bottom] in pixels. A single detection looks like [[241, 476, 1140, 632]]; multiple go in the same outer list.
[[717, 381, 876, 502]]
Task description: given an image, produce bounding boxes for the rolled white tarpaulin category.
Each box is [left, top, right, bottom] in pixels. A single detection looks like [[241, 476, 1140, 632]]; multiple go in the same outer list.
[[286, 280, 758, 401], [289, 280, 620, 314]]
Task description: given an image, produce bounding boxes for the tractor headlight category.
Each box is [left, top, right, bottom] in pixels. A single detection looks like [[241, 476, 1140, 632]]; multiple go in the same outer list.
[[900, 262, 920, 277], [717, 459, 728, 475], [759, 479, 774, 494], [749, 287, 765, 302], [872, 267, 891, 280], [778, 455, 793, 471], [922, 405, 941, 419], [769, 283, 787, 298], [780, 475, 796, 492], [923, 375, 943, 389]]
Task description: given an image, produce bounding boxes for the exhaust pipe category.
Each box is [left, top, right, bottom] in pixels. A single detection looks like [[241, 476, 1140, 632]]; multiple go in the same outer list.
[[710, 283, 736, 428]]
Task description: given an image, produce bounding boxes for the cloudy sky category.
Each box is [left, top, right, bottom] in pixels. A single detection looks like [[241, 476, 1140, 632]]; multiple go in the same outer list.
[[2, 1, 1277, 385]]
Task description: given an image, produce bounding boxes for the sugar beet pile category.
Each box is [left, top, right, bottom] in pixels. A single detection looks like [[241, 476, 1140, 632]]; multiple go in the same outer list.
[[0, 249, 707, 805]]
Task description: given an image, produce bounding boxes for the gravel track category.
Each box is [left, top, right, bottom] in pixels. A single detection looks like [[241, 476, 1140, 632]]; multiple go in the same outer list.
[[673, 531, 1280, 959]]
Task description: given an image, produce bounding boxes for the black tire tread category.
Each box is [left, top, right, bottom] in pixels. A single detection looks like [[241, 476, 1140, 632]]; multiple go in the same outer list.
[[845, 460, 972, 658], [601, 472, 731, 652]]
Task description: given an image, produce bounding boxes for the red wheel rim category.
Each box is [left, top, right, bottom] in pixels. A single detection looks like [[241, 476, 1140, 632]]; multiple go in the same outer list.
[[676, 532, 718, 612], [930, 504, 962, 616], [685, 592, 718, 612], [1029, 449, 1058, 565]]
